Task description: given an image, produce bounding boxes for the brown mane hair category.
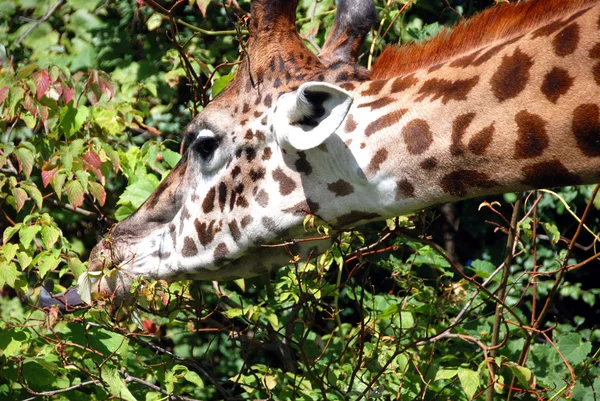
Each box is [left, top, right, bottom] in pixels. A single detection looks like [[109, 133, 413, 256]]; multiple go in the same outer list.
[[371, 0, 599, 79]]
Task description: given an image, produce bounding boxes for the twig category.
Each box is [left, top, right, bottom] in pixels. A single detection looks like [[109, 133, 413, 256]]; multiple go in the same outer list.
[[21, 380, 95, 401], [15, 0, 64, 46], [124, 372, 202, 401], [486, 193, 522, 401], [47, 198, 98, 218], [507, 184, 600, 401]]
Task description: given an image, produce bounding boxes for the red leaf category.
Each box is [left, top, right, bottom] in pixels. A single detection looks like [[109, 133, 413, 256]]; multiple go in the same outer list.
[[83, 150, 101, 169], [42, 168, 58, 188], [136, 0, 145, 5], [196, 0, 210, 16], [23, 95, 37, 117], [0, 87, 8, 105], [142, 318, 158, 334], [88, 181, 106, 206], [64, 181, 84, 210], [61, 82, 74, 104], [97, 74, 115, 100], [33, 69, 50, 100]]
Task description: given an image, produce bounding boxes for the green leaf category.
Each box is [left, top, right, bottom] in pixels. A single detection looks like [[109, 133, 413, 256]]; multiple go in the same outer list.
[[17, 251, 32, 269], [212, 73, 234, 97], [37, 253, 60, 278], [92, 108, 124, 135], [3, 224, 21, 244], [14, 147, 35, 179], [557, 333, 592, 365], [101, 367, 137, 401], [265, 311, 279, 330], [457, 367, 479, 400], [41, 225, 61, 248], [77, 271, 93, 305], [68, 256, 87, 278], [147, 13, 163, 31], [0, 329, 29, 358], [59, 103, 89, 138], [88, 181, 106, 206], [19, 225, 41, 248], [469, 260, 497, 280], [2, 243, 19, 261], [161, 149, 181, 168], [10, 187, 28, 212], [184, 370, 204, 389], [8, 86, 25, 116], [117, 174, 159, 209], [0, 261, 17, 287], [435, 368, 458, 381], [542, 222, 561, 246], [504, 362, 535, 390], [20, 181, 43, 210], [65, 180, 85, 209]]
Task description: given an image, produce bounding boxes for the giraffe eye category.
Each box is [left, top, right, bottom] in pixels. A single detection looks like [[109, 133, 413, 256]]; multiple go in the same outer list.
[[193, 137, 219, 159]]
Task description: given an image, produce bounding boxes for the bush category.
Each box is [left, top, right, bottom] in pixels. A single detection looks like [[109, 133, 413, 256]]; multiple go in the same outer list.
[[1, 1, 598, 400]]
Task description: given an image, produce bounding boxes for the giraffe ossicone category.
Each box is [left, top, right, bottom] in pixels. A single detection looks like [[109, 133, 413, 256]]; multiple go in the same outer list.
[[41, 0, 600, 307]]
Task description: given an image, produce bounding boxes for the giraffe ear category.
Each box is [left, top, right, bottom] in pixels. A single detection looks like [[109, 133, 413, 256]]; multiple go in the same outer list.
[[274, 82, 353, 151]]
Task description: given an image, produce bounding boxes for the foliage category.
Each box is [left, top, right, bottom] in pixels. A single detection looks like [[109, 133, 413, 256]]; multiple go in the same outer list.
[[1, 0, 599, 400]]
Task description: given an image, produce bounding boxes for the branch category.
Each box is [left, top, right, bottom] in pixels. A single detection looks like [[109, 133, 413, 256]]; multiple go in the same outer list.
[[47, 198, 98, 218], [487, 193, 523, 401], [15, 0, 65, 46], [124, 372, 202, 401], [21, 380, 96, 401]]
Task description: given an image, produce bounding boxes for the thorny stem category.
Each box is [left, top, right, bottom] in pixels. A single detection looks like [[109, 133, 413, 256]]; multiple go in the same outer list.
[[507, 184, 600, 401], [486, 194, 523, 401]]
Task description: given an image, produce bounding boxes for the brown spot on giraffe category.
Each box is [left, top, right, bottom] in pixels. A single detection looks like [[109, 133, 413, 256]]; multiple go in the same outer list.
[[367, 148, 388, 174], [295, 151, 312, 175], [231, 166, 241, 178], [327, 179, 355, 197], [241, 215, 253, 229], [521, 160, 582, 187], [358, 97, 395, 110], [541, 67, 574, 103], [396, 179, 415, 199], [532, 7, 591, 38], [250, 167, 266, 182], [336, 211, 381, 227], [402, 119, 433, 155], [255, 189, 269, 207], [228, 220, 241, 242], [273, 168, 296, 196], [593, 62, 600, 86], [514, 110, 549, 159], [202, 187, 216, 214], [262, 217, 277, 232], [218, 182, 227, 211], [468, 123, 495, 156], [572, 104, 600, 157], [282, 199, 320, 214], [195, 219, 220, 247], [214, 243, 229, 262], [451, 113, 476, 156], [440, 170, 498, 197], [490, 48, 534, 102], [420, 157, 438, 170], [182, 237, 198, 257], [365, 109, 408, 137], [264, 94, 273, 107], [449, 49, 484, 68], [416, 76, 480, 104], [390, 74, 418, 93], [552, 23, 580, 57], [344, 114, 357, 133], [361, 80, 387, 96], [262, 147, 272, 160]]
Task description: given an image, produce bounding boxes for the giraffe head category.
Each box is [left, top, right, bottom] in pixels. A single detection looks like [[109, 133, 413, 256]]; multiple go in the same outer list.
[[87, 0, 377, 300]]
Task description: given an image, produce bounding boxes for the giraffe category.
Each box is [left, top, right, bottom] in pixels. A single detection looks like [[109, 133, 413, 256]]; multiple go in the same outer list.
[[42, 0, 600, 306]]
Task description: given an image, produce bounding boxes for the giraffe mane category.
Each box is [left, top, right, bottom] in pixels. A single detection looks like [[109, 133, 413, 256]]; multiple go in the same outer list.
[[371, 0, 599, 79]]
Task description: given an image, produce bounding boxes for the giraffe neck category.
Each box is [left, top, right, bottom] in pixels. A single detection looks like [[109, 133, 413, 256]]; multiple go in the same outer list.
[[326, 3, 600, 224]]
